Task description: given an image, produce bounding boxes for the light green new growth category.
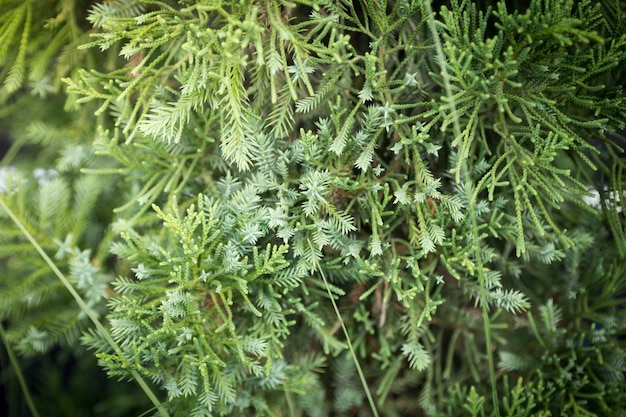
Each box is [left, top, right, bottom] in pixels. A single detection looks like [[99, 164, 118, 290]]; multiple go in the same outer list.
[[0, 0, 625, 416]]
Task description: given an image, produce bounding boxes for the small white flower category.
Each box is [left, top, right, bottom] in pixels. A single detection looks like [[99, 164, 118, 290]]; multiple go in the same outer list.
[[0, 167, 18, 193], [584, 186, 624, 213], [33, 168, 59, 185]]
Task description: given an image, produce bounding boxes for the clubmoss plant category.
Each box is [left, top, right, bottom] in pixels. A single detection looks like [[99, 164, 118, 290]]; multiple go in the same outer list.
[[0, 0, 625, 416]]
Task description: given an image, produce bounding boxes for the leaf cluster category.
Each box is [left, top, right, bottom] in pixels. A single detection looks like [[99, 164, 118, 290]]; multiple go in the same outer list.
[[0, 0, 624, 416]]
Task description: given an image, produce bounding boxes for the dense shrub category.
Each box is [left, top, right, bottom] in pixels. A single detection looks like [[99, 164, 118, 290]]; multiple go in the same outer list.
[[0, 0, 625, 416]]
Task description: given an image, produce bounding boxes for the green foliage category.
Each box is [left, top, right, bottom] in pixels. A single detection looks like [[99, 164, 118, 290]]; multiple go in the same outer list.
[[0, 168, 112, 356], [0, 0, 94, 100], [0, 0, 625, 416], [86, 195, 301, 415]]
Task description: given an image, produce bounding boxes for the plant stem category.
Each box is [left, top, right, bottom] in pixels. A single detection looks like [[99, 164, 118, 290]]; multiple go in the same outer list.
[[0, 323, 40, 417], [314, 245, 380, 417], [0, 197, 170, 417]]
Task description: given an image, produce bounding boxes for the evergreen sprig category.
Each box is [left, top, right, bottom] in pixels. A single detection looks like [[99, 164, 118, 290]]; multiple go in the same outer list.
[[0, 0, 625, 416]]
